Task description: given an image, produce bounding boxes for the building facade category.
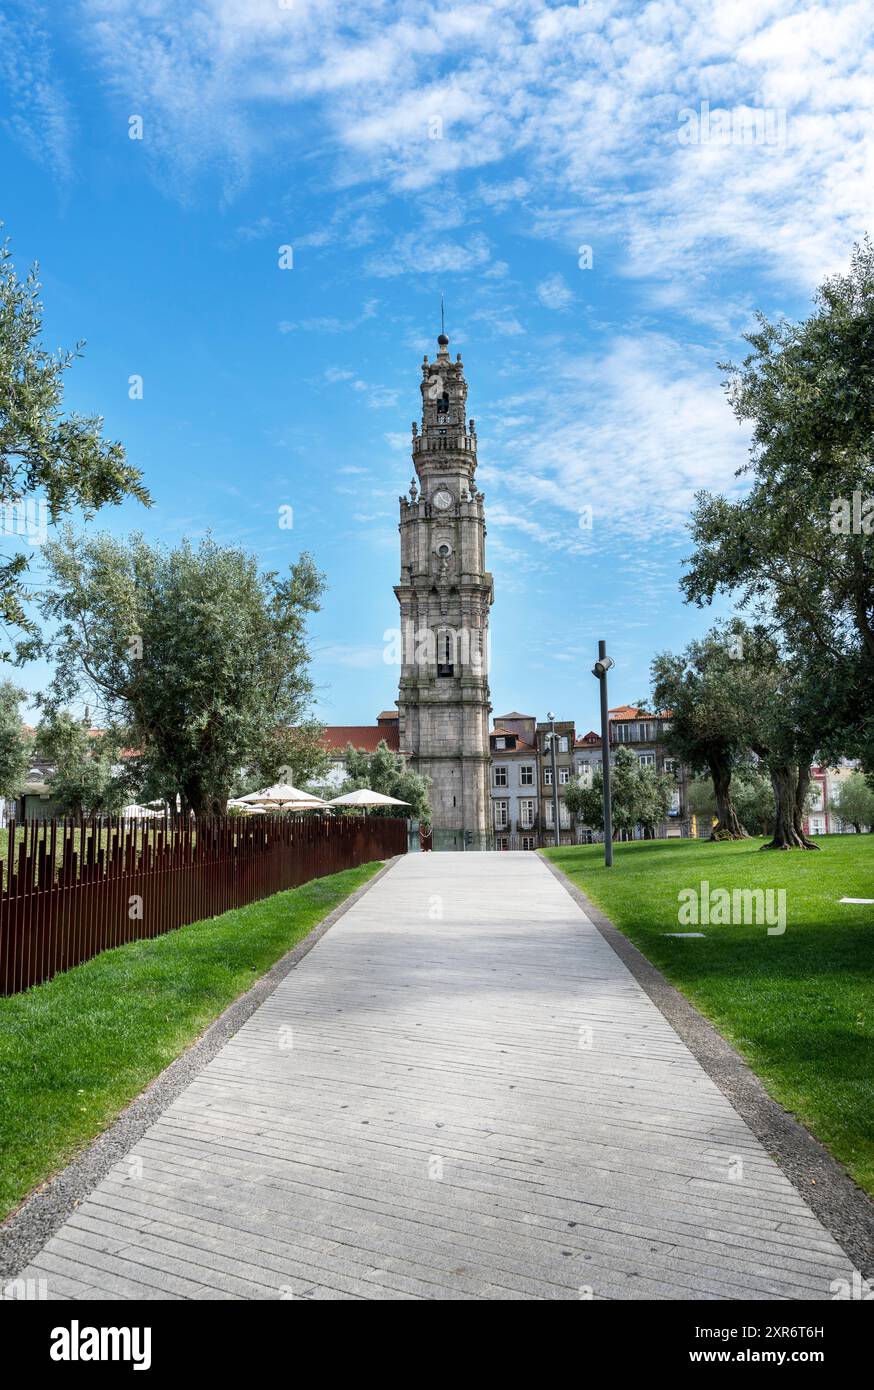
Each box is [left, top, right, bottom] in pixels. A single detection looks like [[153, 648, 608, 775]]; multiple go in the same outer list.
[[489, 713, 539, 849], [803, 761, 870, 836], [395, 332, 493, 847]]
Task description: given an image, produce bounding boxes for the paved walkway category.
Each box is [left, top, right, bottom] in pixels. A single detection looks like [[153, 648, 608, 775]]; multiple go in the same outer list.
[[17, 854, 856, 1300]]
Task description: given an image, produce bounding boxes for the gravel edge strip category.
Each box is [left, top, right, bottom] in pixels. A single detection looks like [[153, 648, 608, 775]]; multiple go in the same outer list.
[[0, 856, 401, 1282], [540, 854, 874, 1280]]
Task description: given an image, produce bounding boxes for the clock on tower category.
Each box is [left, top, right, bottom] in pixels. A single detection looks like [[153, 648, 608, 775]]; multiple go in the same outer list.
[[394, 330, 494, 848]]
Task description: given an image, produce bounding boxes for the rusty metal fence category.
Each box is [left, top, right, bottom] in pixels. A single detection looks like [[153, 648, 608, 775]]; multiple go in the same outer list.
[[0, 814, 406, 995]]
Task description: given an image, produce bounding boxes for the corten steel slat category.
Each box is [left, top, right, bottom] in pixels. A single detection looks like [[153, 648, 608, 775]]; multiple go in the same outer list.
[[4, 824, 17, 993], [20, 821, 34, 989], [0, 821, 13, 993], [64, 829, 77, 976], [47, 819, 58, 982], [87, 822, 99, 964], [18, 821, 29, 991], [75, 819, 85, 970], [69, 850, 81, 972], [0, 835, 6, 995], [155, 822, 164, 940], [82, 820, 93, 970], [96, 831, 107, 960], [12, 826, 27, 991], [109, 817, 121, 953], [28, 824, 40, 988], [25, 819, 39, 989], [64, 822, 74, 965], [35, 826, 49, 987], [55, 826, 68, 980], [106, 817, 118, 953], [11, 824, 24, 992], [7, 845, 17, 992]]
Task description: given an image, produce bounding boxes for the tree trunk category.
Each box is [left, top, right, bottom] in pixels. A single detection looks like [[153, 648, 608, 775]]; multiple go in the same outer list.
[[183, 779, 207, 818], [762, 764, 819, 850], [707, 755, 748, 840]]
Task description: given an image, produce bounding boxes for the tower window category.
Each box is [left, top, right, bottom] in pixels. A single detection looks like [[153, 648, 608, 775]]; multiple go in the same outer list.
[[437, 392, 450, 417], [437, 629, 454, 677]]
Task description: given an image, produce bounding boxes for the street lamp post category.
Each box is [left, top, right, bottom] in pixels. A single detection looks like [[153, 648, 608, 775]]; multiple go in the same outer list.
[[547, 710, 561, 849], [591, 640, 614, 867]]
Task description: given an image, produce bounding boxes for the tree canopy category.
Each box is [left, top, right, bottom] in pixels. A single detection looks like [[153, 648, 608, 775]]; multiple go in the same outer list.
[[0, 235, 149, 658], [35, 712, 131, 817], [652, 622, 755, 840], [337, 741, 431, 823], [565, 746, 673, 839], [38, 527, 326, 815], [682, 238, 874, 771], [0, 679, 29, 799]]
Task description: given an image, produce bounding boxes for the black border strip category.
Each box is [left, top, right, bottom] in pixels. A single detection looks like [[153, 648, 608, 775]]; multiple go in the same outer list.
[[540, 854, 874, 1279], [0, 856, 401, 1283]]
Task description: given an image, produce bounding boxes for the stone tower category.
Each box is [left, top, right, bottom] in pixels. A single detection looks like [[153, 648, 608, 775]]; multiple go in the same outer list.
[[395, 331, 493, 846]]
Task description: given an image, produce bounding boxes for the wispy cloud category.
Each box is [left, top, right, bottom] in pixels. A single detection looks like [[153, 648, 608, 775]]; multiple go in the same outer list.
[[536, 273, 574, 311], [483, 331, 751, 544], [66, 0, 873, 302], [0, 2, 74, 184]]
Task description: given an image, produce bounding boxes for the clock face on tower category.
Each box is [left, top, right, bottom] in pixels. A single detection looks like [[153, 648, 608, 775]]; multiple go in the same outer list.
[[432, 489, 453, 510]]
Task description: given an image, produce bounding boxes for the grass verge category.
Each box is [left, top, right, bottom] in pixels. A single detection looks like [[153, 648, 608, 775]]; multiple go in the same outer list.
[[544, 835, 874, 1196], [0, 861, 382, 1221]]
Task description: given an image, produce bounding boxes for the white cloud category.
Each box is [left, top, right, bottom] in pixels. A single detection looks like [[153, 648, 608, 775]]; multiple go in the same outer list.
[[366, 231, 493, 278], [536, 272, 574, 310], [484, 331, 751, 545], [280, 300, 378, 335], [65, 0, 872, 299], [316, 642, 384, 669], [0, 3, 74, 184]]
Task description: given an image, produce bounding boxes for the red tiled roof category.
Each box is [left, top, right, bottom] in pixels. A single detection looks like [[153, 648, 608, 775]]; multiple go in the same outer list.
[[491, 730, 536, 752], [376, 710, 399, 722], [607, 706, 671, 721], [575, 730, 601, 746], [608, 705, 643, 720], [321, 725, 400, 754]]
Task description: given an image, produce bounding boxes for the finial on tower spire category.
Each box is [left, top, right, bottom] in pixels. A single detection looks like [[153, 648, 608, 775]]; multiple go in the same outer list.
[[437, 291, 448, 348]]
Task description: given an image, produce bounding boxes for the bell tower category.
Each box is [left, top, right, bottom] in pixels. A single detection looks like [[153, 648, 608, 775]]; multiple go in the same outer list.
[[395, 331, 493, 847]]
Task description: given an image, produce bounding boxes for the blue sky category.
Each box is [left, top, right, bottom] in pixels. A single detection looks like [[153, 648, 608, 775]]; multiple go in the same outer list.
[[2, 0, 872, 733]]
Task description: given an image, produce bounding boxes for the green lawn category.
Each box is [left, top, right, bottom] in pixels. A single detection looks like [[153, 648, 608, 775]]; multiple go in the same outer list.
[[544, 835, 874, 1196], [0, 861, 382, 1221]]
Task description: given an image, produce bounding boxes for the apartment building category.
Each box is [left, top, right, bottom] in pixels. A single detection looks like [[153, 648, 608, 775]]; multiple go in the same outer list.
[[489, 713, 539, 849], [803, 761, 870, 835], [607, 705, 686, 834]]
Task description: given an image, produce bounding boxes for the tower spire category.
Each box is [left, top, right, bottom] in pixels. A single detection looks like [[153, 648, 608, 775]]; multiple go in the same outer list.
[[437, 292, 449, 353]]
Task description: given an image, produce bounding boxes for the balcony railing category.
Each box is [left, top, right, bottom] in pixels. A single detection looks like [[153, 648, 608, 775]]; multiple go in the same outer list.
[[412, 433, 475, 454]]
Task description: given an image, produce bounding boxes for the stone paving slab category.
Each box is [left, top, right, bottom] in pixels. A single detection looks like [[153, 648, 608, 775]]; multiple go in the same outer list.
[[10, 852, 860, 1300]]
